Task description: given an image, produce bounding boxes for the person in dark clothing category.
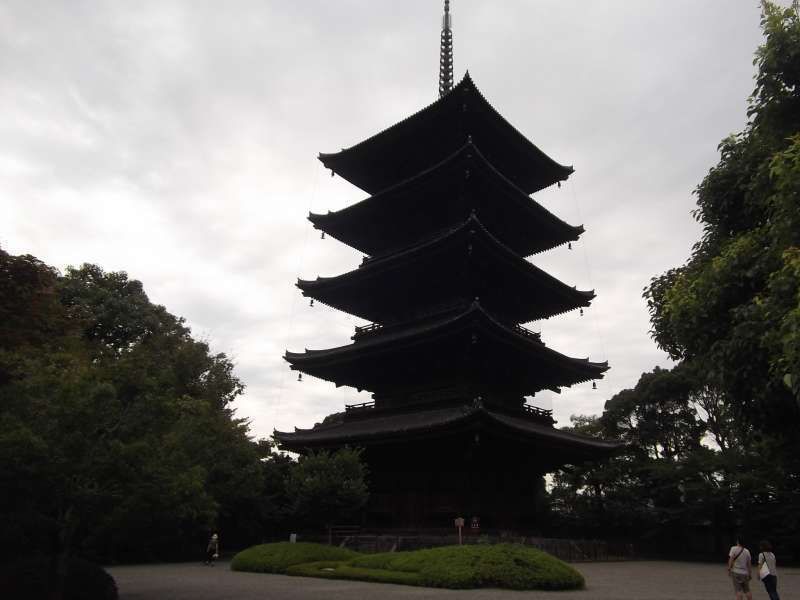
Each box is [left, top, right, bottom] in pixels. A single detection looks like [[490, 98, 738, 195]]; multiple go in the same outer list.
[[204, 533, 219, 566]]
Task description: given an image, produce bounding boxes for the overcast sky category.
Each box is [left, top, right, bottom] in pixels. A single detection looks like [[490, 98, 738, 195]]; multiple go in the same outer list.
[[1, 1, 777, 439]]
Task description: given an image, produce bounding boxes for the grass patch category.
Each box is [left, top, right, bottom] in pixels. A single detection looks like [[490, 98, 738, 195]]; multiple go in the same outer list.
[[230, 542, 359, 574]]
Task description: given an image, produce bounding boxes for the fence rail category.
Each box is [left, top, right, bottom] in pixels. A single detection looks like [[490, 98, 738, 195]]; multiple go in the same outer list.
[[301, 530, 636, 562]]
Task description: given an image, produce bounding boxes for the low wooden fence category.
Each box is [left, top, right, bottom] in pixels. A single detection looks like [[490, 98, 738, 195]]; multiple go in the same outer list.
[[522, 537, 636, 562], [309, 529, 636, 561]]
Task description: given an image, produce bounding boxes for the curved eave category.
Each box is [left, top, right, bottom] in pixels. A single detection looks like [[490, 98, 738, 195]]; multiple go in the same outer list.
[[319, 72, 573, 195], [311, 141, 582, 258], [297, 215, 594, 322], [274, 405, 622, 455], [465, 72, 574, 185], [308, 214, 584, 258], [284, 301, 609, 386], [361, 214, 593, 300]]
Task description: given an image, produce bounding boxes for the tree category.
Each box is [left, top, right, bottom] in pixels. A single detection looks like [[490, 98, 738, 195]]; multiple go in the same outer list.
[[549, 415, 638, 539], [0, 248, 267, 597], [550, 367, 709, 547], [286, 447, 369, 531], [549, 3, 800, 559], [253, 438, 295, 537], [639, 1, 800, 556], [602, 366, 703, 461], [644, 1, 800, 429]]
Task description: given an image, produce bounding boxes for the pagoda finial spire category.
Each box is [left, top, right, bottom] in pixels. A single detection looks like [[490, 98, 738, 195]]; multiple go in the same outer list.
[[438, 0, 454, 97]]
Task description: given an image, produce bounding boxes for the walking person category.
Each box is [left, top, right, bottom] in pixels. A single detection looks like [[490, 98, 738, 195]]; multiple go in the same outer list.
[[757, 540, 780, 600], [727, 537, 752, 600], [204, 533, 219, 566]]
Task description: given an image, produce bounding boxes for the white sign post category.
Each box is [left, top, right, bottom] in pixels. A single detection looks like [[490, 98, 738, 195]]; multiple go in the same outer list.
[[454, 517, 465, 545]]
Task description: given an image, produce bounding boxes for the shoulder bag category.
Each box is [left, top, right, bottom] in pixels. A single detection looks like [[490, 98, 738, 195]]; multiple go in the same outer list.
[[729, 547, 744, 577], [759, 552, 771, 580]]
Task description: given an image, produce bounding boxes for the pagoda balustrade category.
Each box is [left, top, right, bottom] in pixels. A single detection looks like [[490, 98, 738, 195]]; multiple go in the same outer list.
[[351, 303, 465, 341], [345, 400, 376, 412], [345, 398, 553, 424], [352, 322, 382, 339], [514, 324, 542, 343], [522, 403, 554, 420], [352, 308, 543, 343]]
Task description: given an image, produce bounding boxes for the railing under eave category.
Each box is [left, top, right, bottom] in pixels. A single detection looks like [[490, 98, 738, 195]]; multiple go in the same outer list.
[[522, 403, 553, 420], [344, 400, 552, 421], [345, 401, 375, 412], [353, 318, 542, 343]]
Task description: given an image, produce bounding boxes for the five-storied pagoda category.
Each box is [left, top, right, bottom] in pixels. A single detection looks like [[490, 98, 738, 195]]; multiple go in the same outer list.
[[275, 1, 621, 530]]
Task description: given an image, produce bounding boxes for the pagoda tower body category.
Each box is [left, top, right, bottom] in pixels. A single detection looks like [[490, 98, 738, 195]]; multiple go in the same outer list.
[[276, 7, 620, 531]]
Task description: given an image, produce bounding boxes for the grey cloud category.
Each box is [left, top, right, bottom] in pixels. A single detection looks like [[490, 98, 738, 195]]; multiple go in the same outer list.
[[0, 1, 774, 440]]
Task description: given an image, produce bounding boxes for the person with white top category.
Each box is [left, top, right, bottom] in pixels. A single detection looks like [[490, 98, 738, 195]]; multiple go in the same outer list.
[[727, 537, 752, 600], [757, 540, 780, 600]]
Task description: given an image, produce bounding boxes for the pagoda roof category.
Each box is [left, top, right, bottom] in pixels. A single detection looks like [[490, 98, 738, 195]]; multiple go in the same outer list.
[[319, 72, 573, 195], [285, 301, 608, 396], [298, 215, 593, 324], [274, 402, 622, 465], [311, 142, 583, 257]]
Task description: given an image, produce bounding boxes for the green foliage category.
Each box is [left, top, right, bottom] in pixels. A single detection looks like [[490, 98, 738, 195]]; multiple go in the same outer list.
[[286, 447, 369, 528], [602, 366, 702, 459], [289, 545, 583, 590], [551, 363, 799, 557], [633, 0, 800, 558], [644, 0, 800, 423], [0, 248, 268, 569], [351, 544, 583, 590], [0, 556, 118, 600], [551, 367, 709, 543], [750, 1, 800, 140], [0, 249, 370, 569], [229, 542, 359, 573], [238, 543, 584, 591], [762, 142, 800, 401]]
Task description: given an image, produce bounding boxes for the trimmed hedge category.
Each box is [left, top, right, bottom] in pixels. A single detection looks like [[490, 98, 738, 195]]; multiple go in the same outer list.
[[350, 544, 584, 590], [230, 542, 359, 574], [0, 556, 118, 600], [233, 542, 584, 590]]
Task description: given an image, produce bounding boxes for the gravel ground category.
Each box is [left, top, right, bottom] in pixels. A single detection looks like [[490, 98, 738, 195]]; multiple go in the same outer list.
[[110, 560, 798, 600]]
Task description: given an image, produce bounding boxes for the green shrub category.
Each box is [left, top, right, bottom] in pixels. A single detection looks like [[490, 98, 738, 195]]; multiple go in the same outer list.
[[350, 544, 585, 590], [230, 542, 360, 574], [0, 556, 118, 600], [234, 542, 584, 591]]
